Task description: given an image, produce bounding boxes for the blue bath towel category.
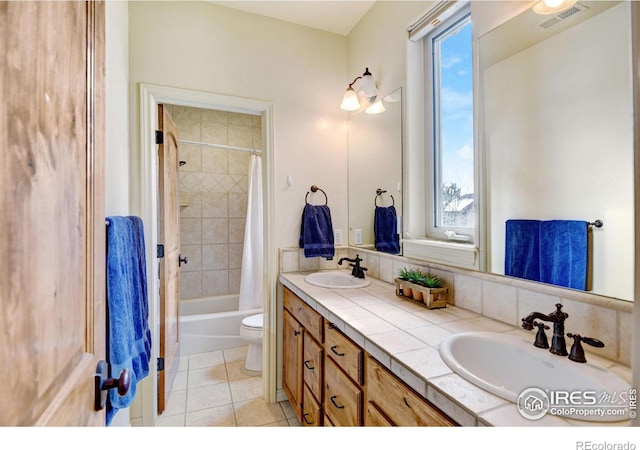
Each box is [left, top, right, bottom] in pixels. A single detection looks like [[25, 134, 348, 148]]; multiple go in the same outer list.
[[505, 219, 541, 282], [539, 220, 588, 290], [106, 216, 151, 426], [299, 204, 335, 259], [374, 205, 400, 254]]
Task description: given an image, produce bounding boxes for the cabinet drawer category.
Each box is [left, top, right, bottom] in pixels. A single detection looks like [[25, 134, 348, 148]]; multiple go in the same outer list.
[[303, 333, 324, 401], [284, 287, 323, 342], [324, 357, 362, 426], [302, 384, 323, 426], [365, 401, 394, 426], [324, 321, 363, 385], [366, 355, 456, 426]]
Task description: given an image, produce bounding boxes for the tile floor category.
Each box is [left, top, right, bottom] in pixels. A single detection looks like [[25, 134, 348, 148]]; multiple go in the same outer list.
[[156, 345, 301, 427]]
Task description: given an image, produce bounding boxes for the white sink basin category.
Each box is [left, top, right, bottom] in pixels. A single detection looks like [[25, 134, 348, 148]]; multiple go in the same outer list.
[[304, 271, 371, 289], [439, 331, 632, 422]]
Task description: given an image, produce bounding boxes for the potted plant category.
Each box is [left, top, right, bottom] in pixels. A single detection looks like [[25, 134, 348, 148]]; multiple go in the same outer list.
[[416, 272, 448, 309], [395, 267, 414, 297], [395, 267, 448, 309]]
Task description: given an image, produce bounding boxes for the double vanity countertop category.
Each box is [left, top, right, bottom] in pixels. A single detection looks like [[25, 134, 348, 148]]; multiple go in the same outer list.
[[279, 270, 633, 427]]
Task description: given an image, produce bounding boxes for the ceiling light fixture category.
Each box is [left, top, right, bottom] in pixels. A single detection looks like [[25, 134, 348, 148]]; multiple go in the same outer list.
[[340, 67, 379, 111], [532, 0, 577, 15]]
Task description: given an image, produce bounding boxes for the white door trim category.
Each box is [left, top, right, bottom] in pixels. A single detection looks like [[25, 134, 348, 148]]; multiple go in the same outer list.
[[136, 83, 276, 426]]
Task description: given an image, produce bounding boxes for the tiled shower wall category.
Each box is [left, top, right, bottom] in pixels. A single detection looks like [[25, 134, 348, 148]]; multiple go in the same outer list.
[[168, 105, 262, 299]]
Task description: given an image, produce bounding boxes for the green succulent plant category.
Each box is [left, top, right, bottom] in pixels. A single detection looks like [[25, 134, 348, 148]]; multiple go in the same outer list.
[[418, 273, 444, 289], [397, 267, 413, 281]]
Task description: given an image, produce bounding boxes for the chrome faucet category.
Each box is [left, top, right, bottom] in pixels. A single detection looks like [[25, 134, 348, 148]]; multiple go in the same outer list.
[[521, 303, 569, 356], [338, 254, 367, 279]]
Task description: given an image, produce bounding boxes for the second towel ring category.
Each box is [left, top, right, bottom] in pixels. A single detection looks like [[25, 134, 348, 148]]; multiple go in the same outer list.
[[375, 188, 394, 207], [305, 185, 328, 205]]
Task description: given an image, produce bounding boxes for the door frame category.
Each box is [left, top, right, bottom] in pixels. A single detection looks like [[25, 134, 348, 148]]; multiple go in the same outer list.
[[136, 83, 276, 426]]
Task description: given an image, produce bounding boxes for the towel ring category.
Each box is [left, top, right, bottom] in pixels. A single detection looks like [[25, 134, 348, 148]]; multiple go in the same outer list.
[[305, 185, 328, 205], [375, 188, 394, 207]]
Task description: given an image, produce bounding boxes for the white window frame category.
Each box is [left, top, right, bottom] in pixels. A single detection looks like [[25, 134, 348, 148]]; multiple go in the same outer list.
[[423, 4, 475, 244]]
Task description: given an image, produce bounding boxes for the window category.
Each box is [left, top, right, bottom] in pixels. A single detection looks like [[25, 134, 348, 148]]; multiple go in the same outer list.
[[424, 6, 474, 242]]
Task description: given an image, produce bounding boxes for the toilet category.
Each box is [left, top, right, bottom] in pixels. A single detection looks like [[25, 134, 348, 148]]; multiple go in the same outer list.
[[239, 313, 263, 371]]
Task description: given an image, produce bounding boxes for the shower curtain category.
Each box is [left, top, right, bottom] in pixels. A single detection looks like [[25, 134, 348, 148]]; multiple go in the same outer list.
[[238, 155, 264, 311]]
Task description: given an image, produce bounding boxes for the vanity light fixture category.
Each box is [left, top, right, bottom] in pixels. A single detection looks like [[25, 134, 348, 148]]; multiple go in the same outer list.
[[532, 0, 577, 15], [340, 67, 379, 111]]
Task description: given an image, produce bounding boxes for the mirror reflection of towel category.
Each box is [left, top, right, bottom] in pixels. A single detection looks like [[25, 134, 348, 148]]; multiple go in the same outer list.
[[505, 219, 588, 290], [374, 205, 400, 254], [299, 204, 335, 259], [539, 220, 588, 290], [505, 219, 541, 282]]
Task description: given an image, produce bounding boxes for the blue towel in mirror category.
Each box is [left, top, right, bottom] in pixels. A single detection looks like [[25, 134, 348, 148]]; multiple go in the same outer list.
[[539, 220, 588, 290], [505, 219, 541, 282], [299, 204, 335, 259], [374, 205, 400, 254]]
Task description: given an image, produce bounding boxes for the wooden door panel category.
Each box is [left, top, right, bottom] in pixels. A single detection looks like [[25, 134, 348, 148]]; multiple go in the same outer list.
[[0, 1, 105, 426], [157, 105, 181, 413]]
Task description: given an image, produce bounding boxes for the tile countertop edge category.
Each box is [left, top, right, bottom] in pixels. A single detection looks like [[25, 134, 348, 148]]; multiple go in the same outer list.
[[277, 271, 632, 428]]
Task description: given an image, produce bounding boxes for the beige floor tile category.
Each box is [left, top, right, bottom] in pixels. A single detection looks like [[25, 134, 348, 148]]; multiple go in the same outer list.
[[229, 376, 263, 403], [223, 345, 247, 364], [279, 400, 297, 420], [156, 413, 186, 427], [185, 404, 236, 427], [189, 350, 225, 369], [188, 364, 228, 388], [172, 370, 189, 391], [226, 360, 259, 381], [163, 388, 187, 416], [186, 383, 232, 412], [234, 397, 286, 426]]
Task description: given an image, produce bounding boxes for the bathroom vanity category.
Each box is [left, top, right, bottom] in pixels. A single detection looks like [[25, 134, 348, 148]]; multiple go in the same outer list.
[[282, 285, 455, 426], [279, 271, 632, 427]]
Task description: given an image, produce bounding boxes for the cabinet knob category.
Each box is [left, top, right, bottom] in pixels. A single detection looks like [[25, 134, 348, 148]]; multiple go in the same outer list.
[[302, 413, 314, 425], [330, 345, 345, 357], [294, 330, 301, 336]]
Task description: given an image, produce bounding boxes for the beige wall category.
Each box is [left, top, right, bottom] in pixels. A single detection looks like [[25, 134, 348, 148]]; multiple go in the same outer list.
[[128, 1, 349, 252]]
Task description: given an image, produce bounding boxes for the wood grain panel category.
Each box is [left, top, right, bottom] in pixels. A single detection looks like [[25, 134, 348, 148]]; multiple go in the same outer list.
[[0, 1, 105, 426]]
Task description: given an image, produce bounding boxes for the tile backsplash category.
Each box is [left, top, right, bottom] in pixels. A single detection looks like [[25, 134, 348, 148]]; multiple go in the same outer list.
[[279, 246, 633, 366], [170, 104, 262, 299]]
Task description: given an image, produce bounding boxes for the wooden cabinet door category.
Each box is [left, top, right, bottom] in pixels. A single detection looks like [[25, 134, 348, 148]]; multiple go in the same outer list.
[[302, 384, 323, 426], [324, 357, 362, 426], [157, 105, 181, 414], [283, 309, 304, 419], [0, 1, 106, 425], [366, 355, 456, 426]]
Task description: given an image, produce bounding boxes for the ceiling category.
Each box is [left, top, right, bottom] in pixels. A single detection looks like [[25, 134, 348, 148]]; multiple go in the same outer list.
[[208, 1, 376, 36]]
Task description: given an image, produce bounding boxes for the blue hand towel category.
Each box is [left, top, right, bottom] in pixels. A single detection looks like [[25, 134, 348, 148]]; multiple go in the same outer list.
[[374, 205, 400, 254], [299, 204, 335, 259], [539, 220, 588, 290], [505, 219, 541, 282], [105, 216, 151, 426]]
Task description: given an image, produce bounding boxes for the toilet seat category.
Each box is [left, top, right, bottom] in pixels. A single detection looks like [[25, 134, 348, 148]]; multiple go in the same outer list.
[[241, 313, 263, 329]]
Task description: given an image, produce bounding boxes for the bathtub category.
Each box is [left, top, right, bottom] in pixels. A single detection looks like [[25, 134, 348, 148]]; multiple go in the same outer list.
[[179, 294, 262, 356]]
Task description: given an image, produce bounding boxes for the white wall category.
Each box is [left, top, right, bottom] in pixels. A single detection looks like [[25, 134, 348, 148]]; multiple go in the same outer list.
[[347, 1, 435, 97], [105, 1, 130, 217], [104, 0, 132, 426], [127, 1, 349, 251]]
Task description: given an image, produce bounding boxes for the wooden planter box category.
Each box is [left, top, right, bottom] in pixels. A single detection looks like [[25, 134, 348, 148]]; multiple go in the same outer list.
[[394, 278, 448, 310]]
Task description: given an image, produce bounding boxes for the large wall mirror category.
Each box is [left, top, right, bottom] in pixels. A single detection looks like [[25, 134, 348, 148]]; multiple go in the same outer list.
[[347, 88, 403, 252], [479, 1, 633, 301]]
